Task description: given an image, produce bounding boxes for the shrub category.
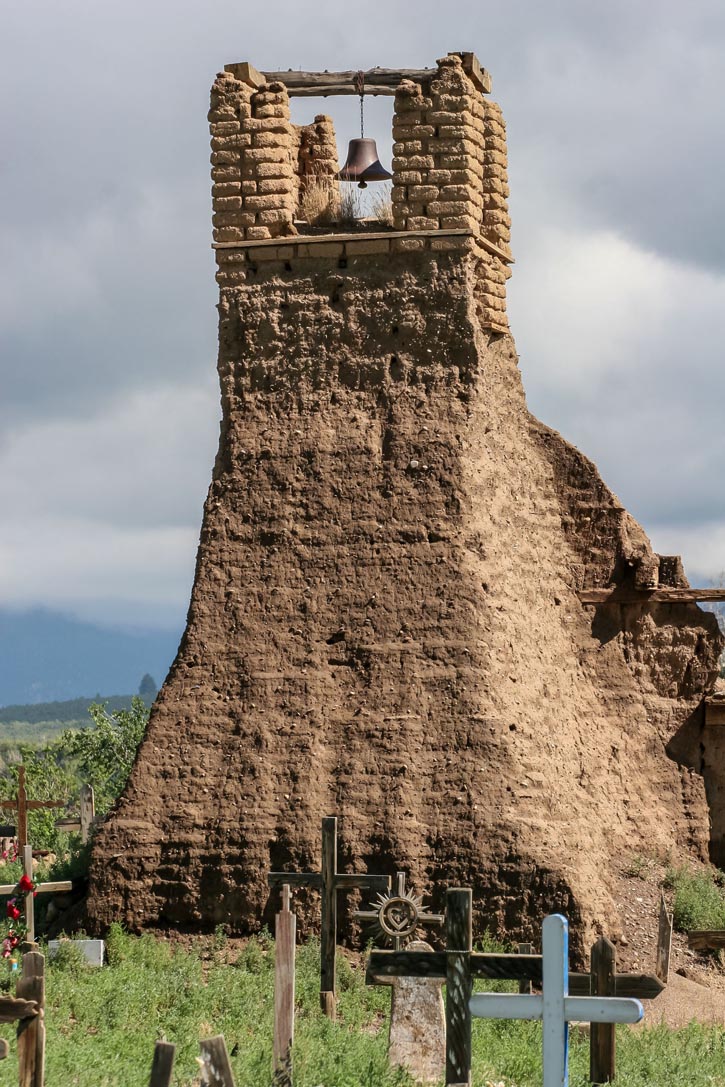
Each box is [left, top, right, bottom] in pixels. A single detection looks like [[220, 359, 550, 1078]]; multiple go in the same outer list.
[[664, 865, 725, 931]]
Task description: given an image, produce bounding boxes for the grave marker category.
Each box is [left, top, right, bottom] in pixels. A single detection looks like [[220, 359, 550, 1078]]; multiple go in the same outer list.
[[470, 915, 644, 1087], [370, 939, 446, 1084], [368, 892, 663, 1085], [273, 885, 295, 1087], [54, 784, 96, 844], [148, 1040, 176, 1087], [0, 767, 66, 847], [269, 815, 390, 1016], [355, 871, 444, 949], [655, 894, 673, 984], [0, 846, 72, 944], [16, 950, 46, 1087]]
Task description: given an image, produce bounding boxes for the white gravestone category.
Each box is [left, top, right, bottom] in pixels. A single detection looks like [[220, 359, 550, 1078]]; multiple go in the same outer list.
[[470, 914, 643, 1087], [47, 939, 105, 967], [373, 940, 445, 1084]]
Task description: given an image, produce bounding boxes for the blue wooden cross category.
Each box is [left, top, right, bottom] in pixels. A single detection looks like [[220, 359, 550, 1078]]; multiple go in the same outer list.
[[469, 915, 644, 1087]]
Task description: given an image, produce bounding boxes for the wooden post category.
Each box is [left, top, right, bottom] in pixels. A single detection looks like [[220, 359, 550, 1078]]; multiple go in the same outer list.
[[199, 1035, 236, 1086], [79, 785, 95, 844], [590, 937, 616, 1083], [22, 846, 35, 947], [148, 1041, 176, 1087], [445, 889, 472, 1087], [518, 943, 533, 993], [320, 817, 336, 1017], [273, 885, 296, 1087], [656, 895, 672, 984], [16, 950, 45, 1087]]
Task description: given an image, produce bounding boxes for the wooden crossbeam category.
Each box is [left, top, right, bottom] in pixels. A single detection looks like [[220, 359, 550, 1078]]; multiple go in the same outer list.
[[0, 996, 38, 1023], [687, 930, 725, 951], [225, 54, 491, 96], [578, 587, 725, 605]]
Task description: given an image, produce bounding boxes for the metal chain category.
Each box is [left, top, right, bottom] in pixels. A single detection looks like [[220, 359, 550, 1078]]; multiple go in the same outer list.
[[356, 70, 365, 137]]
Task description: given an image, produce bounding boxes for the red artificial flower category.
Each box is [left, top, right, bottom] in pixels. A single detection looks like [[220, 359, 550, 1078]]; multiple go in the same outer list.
[[18, 874, 34, 892], [6, 902, 21, 921]]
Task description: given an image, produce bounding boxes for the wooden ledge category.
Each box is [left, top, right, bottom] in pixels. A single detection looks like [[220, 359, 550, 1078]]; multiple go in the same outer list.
[[578, 587, 725, 605], [213, 229, 513, 265]]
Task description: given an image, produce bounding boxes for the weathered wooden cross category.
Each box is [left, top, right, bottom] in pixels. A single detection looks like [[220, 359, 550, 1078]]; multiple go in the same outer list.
[[0, 845, 72, 944], [367, 888, 663, 1086], [55, 783, 96, 844], [269, 815, 390, 1016], [0, 766, 66, 847], [470, 915, 644, 1087]]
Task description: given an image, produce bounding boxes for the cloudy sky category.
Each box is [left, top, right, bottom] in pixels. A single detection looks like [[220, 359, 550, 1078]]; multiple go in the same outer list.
[[1, 0, 724, 640]]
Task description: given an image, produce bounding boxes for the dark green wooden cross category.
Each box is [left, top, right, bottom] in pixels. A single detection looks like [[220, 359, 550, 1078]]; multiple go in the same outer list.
[[269, 815, 390, 1016]]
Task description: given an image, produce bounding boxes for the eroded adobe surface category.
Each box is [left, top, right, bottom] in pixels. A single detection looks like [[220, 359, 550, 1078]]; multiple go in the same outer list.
[[86, 248, 721, 951]]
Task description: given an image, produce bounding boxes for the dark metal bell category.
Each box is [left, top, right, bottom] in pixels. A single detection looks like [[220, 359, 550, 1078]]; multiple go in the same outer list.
[[337, 137, 392, 188]]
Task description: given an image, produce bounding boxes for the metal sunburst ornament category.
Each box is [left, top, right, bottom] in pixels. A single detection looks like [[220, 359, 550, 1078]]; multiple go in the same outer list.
[[355, 871, 444, 950]]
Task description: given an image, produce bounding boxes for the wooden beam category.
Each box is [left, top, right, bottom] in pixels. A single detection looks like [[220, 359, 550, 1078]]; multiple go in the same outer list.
[[687, 930, 725, 951], [223, 61, 265, 89], [457, 52, 493, 93], [0, 997, 38, 1024], [578, 587, 725, 605], [258, 67, 437, 98]]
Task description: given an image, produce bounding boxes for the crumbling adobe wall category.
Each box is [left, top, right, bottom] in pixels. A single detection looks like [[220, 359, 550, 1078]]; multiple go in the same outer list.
[[86, 242, 721, 951]]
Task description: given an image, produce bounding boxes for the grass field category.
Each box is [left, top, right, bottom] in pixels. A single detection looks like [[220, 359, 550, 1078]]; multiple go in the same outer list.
[[2, 927, 725, 1086]]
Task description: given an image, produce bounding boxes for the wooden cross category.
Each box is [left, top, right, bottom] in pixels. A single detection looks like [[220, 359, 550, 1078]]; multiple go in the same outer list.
[[0, 845, 72, 944], [0, 767, 66, 847], [367, 889, 664, 1086], [269, 815, 390, 1016], [470, 915, 643, 1087], [354, 871, 444, 950]]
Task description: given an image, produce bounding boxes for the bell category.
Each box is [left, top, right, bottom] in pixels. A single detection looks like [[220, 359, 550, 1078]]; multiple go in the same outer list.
[[338, 137, 392, 189]]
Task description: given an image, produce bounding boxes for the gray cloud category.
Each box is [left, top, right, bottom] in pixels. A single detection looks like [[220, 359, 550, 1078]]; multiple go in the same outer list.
[[1, 0, 724, 628]]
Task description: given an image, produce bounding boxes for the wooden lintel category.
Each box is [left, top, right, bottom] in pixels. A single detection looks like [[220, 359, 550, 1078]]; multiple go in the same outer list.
[[578, 587, 725, 605], [223, 61, 265, 89], [457, 52, 493, 93], [259, 67, 436, 97]]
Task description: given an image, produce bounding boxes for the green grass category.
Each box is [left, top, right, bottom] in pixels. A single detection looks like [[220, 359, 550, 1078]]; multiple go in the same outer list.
[[2, 929, 725, 1085], [665, 865, 725, 931]]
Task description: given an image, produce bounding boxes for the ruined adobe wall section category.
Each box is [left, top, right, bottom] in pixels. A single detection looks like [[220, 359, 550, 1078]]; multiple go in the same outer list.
[[391, 54, 512, 334], [86, 247, 720, 951], [295, 115, 339, 196], [210, 72, 297, 242]]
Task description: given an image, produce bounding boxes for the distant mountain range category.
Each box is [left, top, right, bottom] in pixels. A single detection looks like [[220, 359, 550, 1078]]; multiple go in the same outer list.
[[0, 608, 182, 707]]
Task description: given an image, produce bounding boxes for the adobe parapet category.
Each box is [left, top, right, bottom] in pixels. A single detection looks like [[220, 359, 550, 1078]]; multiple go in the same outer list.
[[210, 52, 513, 334]]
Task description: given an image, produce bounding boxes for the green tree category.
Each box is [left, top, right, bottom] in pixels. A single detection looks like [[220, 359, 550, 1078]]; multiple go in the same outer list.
[[59, 697, 149, 816]]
